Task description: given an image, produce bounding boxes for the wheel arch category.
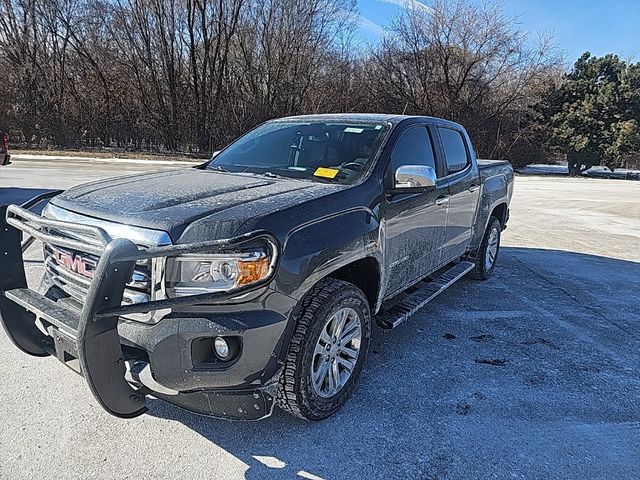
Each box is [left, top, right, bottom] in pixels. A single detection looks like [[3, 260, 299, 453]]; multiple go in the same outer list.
[[282, 253, 383, 342], [490, 202, 508, 227], [325, 256, 381, 311], [469, 199, 509, 253]]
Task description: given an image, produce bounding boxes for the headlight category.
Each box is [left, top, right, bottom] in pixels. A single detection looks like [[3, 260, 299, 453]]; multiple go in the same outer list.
[[165, 251, 271, 297]]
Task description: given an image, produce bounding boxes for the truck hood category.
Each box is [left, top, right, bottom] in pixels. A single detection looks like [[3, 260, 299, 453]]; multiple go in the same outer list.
[[51, 168, 343, 241]]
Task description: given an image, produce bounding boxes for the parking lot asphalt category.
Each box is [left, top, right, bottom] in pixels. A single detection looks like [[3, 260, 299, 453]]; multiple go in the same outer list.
[[1, 158, 639, 479]]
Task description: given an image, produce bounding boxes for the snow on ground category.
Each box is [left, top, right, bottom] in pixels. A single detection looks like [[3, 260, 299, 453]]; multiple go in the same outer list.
[[518, 160, 640, 178], [518, 163, 568, 174]]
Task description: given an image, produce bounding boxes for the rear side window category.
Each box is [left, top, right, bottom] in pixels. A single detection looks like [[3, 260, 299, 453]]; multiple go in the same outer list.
[[390, 127, 436, 172], [439, 128, 469, 175]]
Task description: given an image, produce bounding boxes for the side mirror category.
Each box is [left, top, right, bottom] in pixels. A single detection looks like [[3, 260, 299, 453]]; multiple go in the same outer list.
[[391, 165, 437, 192]]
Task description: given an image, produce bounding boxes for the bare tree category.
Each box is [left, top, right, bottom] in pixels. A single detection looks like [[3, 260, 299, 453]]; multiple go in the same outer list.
[[369, 0, 562, 160], [0, 0, 563, 163], [186, 0, 244, 151]]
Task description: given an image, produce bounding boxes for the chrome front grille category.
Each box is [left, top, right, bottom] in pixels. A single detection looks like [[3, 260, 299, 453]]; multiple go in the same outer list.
[[40, 203, 173, 323], [43, 244, 152, 306]]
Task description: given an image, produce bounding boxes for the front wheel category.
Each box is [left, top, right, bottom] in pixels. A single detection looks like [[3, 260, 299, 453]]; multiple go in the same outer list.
[[471, 216, 502, 280], [276, 278, 371, 420]]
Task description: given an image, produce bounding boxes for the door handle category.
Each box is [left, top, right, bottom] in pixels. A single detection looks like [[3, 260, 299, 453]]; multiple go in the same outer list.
[[435, 195, 450, 206], [468, 184, 480, 193]]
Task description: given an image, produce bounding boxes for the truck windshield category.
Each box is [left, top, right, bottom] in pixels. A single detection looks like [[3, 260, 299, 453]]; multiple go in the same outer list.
[[208, 121, 390, 184]]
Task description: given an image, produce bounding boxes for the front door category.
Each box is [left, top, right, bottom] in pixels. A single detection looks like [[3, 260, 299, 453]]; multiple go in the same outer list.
[[382, 125, 449, 298]]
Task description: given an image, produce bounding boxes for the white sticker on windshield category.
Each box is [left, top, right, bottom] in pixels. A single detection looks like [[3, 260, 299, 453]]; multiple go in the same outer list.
[[344, 127, 364, 134]]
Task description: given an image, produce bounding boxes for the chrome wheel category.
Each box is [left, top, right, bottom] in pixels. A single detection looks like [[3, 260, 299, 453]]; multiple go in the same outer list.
[[485, 226, 499, 270], [311, 307, 362, 398]]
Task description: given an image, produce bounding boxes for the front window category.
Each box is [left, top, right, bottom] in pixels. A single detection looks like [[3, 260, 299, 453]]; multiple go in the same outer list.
[[389, 126, 437, 173], [208, 120, 390, 184]]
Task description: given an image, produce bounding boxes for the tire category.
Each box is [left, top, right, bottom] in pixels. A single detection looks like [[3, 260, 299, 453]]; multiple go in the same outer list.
[[471, 216, 502, 280], [276, 277, 372, 421]]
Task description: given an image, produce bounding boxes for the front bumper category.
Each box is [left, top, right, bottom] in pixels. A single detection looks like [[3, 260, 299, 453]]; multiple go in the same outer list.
[[124, 359, 282, 420], [117, 308, 291, 392], [0, 202, 288, 420]]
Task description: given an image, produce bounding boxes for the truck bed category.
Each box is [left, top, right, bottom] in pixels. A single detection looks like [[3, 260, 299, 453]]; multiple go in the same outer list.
[[477, 159, 510, 169]]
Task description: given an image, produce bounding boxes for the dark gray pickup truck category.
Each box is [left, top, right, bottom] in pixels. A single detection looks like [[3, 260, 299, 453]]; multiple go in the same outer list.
[[1, 114, 513, 421]]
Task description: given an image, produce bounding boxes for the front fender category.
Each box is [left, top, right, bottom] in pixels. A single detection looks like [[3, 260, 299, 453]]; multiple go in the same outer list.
[[274, 207, 382, 301]]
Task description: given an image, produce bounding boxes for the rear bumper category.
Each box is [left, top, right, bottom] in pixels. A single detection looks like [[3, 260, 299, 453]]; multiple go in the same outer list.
[[0, 203, 285, 420]]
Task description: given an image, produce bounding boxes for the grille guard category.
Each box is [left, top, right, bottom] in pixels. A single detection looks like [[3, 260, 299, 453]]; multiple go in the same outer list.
[[0, 201, 279, 418]]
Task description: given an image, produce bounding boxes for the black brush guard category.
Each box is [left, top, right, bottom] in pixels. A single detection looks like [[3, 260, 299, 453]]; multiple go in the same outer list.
[[0, 198, 278, 418]]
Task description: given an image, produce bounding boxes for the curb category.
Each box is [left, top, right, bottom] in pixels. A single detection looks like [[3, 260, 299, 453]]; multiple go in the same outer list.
[[11, 154, 203, 166]]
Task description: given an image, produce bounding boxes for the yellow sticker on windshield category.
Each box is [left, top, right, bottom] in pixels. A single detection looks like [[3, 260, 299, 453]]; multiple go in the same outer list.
[[314, 167, 339, 179]]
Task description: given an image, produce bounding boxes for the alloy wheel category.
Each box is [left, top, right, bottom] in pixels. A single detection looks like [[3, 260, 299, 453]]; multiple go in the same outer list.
[[485, 226, 499, 270], [311, 307, 362, 398]]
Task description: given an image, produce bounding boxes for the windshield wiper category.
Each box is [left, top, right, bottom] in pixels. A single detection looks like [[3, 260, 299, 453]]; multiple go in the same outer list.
[[248, 170, 291, 180], [209, 165, 229, 172]]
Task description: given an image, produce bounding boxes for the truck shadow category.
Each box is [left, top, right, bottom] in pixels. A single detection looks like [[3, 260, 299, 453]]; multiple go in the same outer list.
[[143, 247, 640, 479]]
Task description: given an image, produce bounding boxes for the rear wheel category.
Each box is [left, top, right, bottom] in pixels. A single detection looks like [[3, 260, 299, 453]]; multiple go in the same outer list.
[[276, 278, 371, 420], [471, 216, 501, 280]]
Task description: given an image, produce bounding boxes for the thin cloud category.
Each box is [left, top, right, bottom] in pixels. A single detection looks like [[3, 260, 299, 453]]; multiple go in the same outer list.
[[359, 15, 385, 36], [377, 0, 432, 13]]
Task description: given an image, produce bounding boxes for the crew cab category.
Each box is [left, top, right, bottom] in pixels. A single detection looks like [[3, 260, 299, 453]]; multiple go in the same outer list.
[[0, 114, 513, 421]]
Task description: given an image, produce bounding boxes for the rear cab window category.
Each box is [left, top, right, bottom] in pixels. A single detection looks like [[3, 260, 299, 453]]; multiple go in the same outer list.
[[438, 127, 470, 175]]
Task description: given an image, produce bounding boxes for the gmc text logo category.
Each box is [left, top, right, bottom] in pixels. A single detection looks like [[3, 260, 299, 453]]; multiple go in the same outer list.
[[51, 247, 97, 279]]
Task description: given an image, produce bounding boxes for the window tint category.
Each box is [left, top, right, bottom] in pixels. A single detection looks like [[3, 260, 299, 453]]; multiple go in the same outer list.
[[390, 127, 436, 172], [439, 128, 469, 175]]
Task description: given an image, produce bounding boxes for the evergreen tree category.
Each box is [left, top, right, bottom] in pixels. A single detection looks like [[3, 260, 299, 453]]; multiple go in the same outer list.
[[542, 52, 640, 175]]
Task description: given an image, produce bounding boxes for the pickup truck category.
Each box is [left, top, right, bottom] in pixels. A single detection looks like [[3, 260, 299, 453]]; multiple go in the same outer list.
[[0, 114, 513, 421]]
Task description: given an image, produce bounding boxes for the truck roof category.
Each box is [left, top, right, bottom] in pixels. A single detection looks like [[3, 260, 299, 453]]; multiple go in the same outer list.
[[274, 113, 463, 128]]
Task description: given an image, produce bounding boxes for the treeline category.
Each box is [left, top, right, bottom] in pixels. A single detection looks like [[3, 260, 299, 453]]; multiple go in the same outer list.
[[0, 0, 637, 169]]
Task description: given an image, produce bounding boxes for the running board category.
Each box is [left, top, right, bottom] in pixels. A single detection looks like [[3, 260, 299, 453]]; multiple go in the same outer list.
[[377, 261, 474, 329]]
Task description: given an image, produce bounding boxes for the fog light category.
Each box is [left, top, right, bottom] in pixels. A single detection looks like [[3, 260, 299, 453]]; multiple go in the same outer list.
[[213, 336, 230, 360]]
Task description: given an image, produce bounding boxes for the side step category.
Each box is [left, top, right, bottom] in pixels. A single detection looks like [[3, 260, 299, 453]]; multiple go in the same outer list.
[[377, 261, 474, 329]]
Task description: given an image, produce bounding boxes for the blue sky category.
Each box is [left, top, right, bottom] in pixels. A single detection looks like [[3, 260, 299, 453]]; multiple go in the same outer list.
[[357, 0, 640, 64]]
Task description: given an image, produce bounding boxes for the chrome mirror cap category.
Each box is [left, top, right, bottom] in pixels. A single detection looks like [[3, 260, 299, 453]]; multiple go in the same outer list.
[[394, 165, 437, 189]]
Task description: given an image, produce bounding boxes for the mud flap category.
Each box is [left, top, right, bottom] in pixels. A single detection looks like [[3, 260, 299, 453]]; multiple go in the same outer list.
[[0, 205, 50, 356], [76, 238, 148, 418]]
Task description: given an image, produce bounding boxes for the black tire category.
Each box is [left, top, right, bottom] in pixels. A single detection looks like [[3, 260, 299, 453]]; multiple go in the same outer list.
[[471, 216, 502, 280], [276, 277, 372, 421]]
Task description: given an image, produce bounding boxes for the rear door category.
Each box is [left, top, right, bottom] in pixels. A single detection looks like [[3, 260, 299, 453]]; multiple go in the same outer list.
[[382, 124, 449, 297], [435, 126, 481, 262]]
